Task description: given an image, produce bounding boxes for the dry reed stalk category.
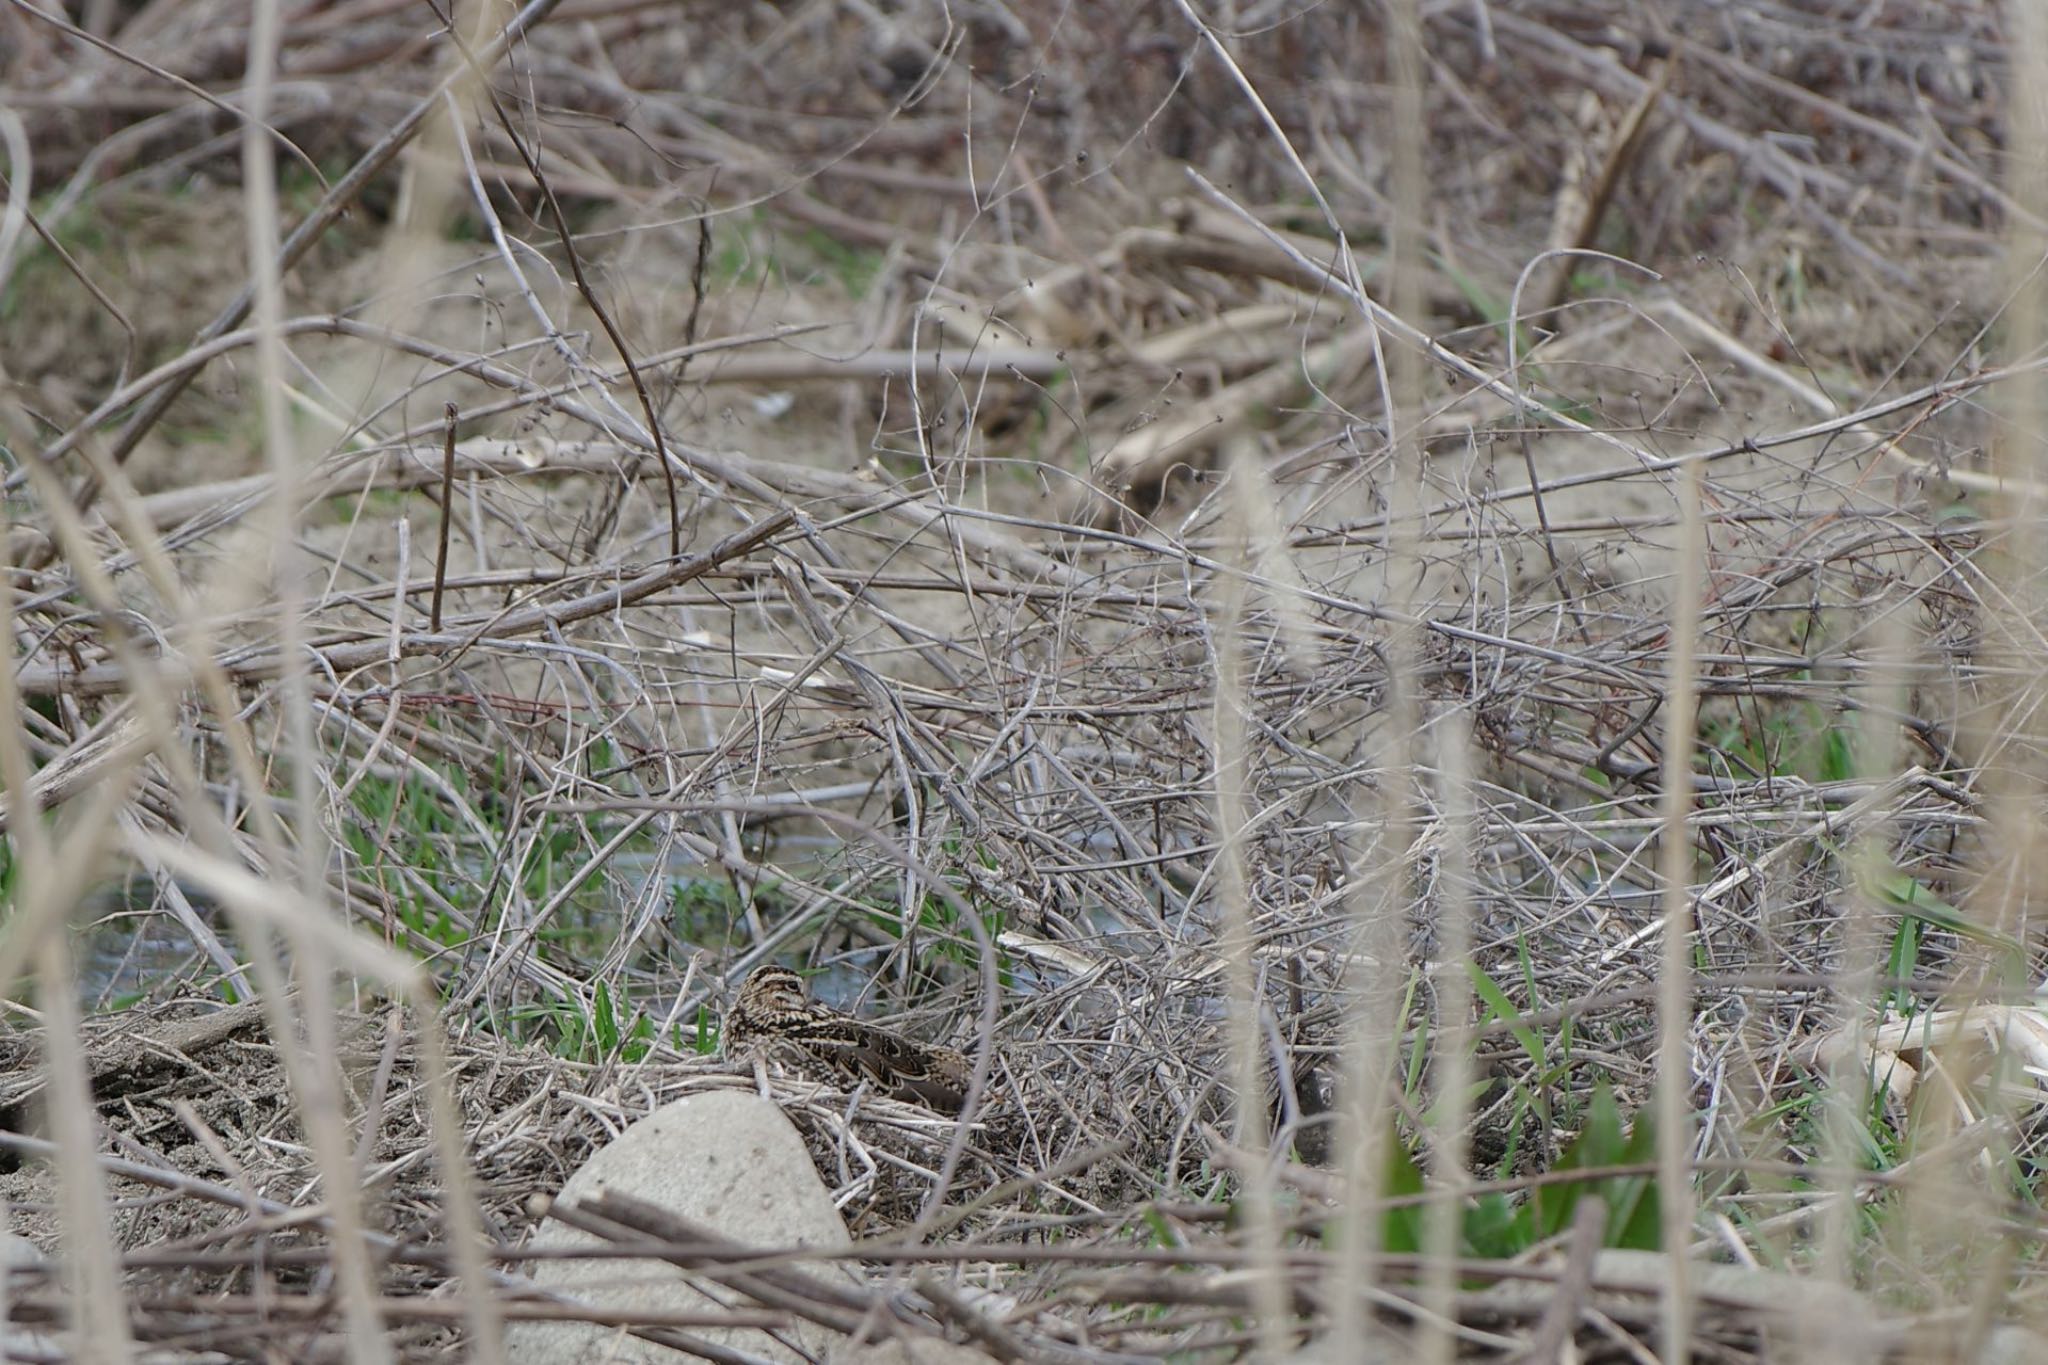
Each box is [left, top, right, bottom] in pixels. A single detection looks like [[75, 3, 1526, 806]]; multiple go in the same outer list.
[[243, 0, 390, 1349], [1811, 599, 1914, 1363], [1897, 2, 2048, 1355], [1211, 451, 1293, 1357], [1417, 714, 1478, 1365], [0, 520, 136, 1360], [1653, 452, 1705, 1365]]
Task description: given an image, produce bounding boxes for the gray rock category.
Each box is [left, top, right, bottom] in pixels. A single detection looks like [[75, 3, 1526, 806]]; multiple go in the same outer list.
[[508, 1089, 851, 1363], [0, 1234, 43, 1272], [508, 1088, 993, 1365], [1975, 1325, 2048, 1365], [0, 1234, 59, 1361]]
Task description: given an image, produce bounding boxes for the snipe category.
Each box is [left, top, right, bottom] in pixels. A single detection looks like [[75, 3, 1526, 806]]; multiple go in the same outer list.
[[724, 965, 972, 1114]]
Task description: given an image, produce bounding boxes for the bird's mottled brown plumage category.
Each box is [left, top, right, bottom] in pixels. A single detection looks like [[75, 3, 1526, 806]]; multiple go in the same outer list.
[[724, 965, 971, 1114]]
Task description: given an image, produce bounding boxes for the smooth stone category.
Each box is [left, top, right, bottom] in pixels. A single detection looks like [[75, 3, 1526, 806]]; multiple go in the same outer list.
[[507, 1088, 993, 1365], [508, 1089, 851, 1363], [0, 1234, 60, 1360]]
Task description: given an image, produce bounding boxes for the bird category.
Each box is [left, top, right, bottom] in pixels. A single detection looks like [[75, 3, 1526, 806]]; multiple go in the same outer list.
[[723, 964, 973, 1114]]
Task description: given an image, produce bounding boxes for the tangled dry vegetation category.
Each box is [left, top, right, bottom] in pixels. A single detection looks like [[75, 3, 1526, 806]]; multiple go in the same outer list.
[[3, 0, 2048, 1360]]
